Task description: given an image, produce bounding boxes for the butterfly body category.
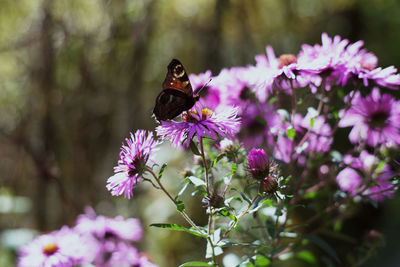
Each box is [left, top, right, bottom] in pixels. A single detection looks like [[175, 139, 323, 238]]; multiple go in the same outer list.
[[153, 59, 199, 121]]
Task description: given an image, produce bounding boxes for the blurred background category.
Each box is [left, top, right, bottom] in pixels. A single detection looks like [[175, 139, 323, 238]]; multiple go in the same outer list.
[[1, 0, 400, 266]]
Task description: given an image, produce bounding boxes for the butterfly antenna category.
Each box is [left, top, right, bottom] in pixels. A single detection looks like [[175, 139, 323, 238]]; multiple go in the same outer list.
[[194, 78, 212, 98]]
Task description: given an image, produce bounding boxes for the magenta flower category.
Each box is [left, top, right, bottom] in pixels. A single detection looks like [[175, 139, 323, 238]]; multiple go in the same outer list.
[[247, 148, 269, 180], [18, 227, 99, 267], [106, 130, 160, 199], [336, 167, 363, 194], [156, 104, 240, 148], [75, 207, 142, 242], [273, 112, 332, 164], [102, 241, 141, 267], [358, 65, 400, 89], [297, 33, 365, 90], [240, 103, 281, 149], [189, 70, 221, 110], [339, 88, 400, 146], [336, 151, 395, 202]]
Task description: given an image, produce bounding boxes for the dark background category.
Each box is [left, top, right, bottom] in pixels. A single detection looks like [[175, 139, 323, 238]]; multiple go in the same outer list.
[[0, 0, 399, 266]]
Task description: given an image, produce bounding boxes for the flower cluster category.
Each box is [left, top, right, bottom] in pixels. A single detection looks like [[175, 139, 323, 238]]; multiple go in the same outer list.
[[17, 207, 157, 267], [103, 33, 399, 266]]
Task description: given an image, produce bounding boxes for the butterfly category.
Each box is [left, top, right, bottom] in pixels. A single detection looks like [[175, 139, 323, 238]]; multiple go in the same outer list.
[[153, 59, 200, 121]]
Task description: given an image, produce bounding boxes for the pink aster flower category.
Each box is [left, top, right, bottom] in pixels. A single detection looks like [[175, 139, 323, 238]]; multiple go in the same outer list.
[[75, 207, 143, 242], [18, 227, 99, 267], [358, 65, 400, 89], [189, 70, 221, 110], [240, 103, 281, 149], [255, 46, 317, 95], [156, 104, 240, 148], [339, 88, 400, 147], [273, 112, 332, 164], [106, 130, 160, 199], [336, 151, 396, 202], [297, 33, 364, 90]]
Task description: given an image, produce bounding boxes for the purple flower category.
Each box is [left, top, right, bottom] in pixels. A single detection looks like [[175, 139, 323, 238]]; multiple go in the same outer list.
[[336, 167, 363, 194], [255, 46, 317, 95], [189, 70, 221, 110], [297, 33, 364, 90], [339, 88, 400, 146], [273, 112, 332, 164], [156, 104, 240, 148], [358, 65, 400, 89], [240, 103, 281, 149], [75, 207, 143, 242], [18, 227, 99, 267], [107, 130, 160, 199], [102, 241, 141, 267], [336, 151, 395, 202], [247, 148, 269, 180]]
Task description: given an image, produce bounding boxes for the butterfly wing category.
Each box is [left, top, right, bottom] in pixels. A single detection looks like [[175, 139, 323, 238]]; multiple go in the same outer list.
[[162, 59, 193, 96], [153, 89, 196, 121], [153, 59, 197, 121]]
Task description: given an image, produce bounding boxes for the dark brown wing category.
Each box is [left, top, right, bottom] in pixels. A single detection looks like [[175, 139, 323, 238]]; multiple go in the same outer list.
[[162, 59, 193, 96], [153, 89, 196, 121]]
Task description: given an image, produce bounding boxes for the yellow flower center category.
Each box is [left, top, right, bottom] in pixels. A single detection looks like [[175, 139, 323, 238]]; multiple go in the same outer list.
[[183, 108, 213, 122], [42, 243, 59, 256]]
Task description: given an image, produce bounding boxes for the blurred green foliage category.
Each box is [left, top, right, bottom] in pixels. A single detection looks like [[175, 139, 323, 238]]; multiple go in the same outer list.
[[1, 0, 400, 266]]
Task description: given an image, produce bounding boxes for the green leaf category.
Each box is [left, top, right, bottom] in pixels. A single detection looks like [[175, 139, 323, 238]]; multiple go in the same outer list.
[[310, 117, 315, 128], [179, 261, 213, 267], [187, 176, 206, 187], [150, 223, 207, 238], [286, 127, 296, 139], [158, 163, 167, 180], [219, 209, 237, 222], [212, 153, 226, 167], [254, 254, 271, 266], [297, 98, 303, 105], [260, 199, 273, 206], [176, 200, 185, 212], [189, 139, 201, 156], [297, 250, 316, 264], [231, 188, 251, 204], [231, 163, 237, 176], [177, 182, 189, 197], [303, 234, 340, 264]]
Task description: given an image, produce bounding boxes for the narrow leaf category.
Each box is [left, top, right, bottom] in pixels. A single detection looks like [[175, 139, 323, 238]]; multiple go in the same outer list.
[[303, 234, 340, 264], [176, 200, 185, 212], [150, 223, 207, 238], [212, 153, 226, 167], [231, 163, 237, 176], [187, 176, 206, 187], [158, 163, 167, 180], [189, 140, 201, 156], [179, 261, 212, 267]]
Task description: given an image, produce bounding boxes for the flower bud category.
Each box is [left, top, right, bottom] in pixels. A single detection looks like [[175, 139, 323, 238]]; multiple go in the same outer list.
[[202, 193, 224, 208], [247, 148, 269, 180], [263, 176, 278, 193]]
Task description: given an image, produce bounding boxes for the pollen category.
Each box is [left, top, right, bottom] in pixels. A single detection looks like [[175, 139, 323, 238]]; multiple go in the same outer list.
[[278, 54, 297, 69], [42, 243, 59, 256], [201, 108, 213, 119]]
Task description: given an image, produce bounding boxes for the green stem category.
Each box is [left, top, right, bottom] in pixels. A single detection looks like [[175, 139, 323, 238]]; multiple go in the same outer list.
[[218, 185, 260, 243], [146, 168, 205, 236], [199, 137, 211, 197], [198, 138, 217, 265]]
